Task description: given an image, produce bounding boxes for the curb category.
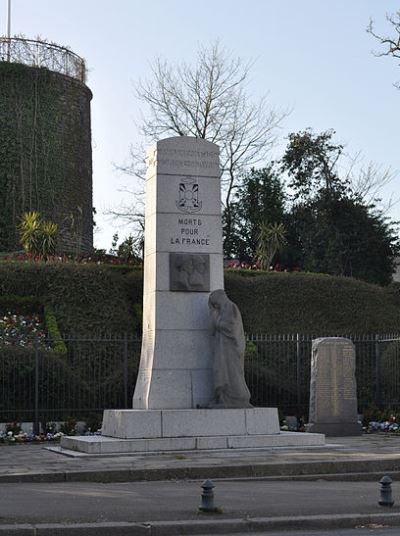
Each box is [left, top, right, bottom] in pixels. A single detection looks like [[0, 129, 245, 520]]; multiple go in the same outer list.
[[1, 457, 400, 483], [2, 512, 400, 535]]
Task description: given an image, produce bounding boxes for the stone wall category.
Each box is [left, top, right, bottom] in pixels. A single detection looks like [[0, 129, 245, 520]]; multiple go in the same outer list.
[[0, 62, 93, 253]]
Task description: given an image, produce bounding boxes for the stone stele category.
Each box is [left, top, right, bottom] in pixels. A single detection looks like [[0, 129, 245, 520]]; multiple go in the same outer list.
[[132, 136, 224, 410], [307, 337, 362, 436], [60, 136, 325, 454]]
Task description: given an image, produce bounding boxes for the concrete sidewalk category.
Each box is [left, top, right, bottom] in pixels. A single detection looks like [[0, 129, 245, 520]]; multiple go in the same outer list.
[[1, 434, 400, 483], [1, 435, 400, 534]]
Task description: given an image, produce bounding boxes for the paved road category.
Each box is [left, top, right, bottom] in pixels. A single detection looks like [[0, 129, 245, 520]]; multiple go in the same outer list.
[[1, 436, 400, 534], [0, 479, 398, 524], [227, 530, 400, 536]]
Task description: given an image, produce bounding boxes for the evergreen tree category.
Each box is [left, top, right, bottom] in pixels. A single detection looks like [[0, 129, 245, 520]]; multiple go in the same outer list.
[[227, 165, 285, 261]]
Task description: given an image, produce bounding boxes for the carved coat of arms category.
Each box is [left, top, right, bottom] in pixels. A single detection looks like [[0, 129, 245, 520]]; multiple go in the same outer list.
[[176, 177, 202, 214]]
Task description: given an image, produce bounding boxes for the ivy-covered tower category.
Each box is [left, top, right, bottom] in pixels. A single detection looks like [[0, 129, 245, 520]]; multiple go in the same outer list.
[[0, 37, 93, 253]]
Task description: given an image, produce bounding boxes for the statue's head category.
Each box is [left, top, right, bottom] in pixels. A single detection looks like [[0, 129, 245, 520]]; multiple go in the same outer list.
[[209, 289, 227, 310]]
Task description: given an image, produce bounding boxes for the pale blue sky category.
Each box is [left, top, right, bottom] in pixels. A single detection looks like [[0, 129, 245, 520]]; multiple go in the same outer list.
[[1, 0, 399, 249]]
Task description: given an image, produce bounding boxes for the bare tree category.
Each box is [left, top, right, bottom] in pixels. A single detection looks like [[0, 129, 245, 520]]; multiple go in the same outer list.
[[343, 152, 399, 212], [368, 11, 400, 88], [116, 42, 287, 253]]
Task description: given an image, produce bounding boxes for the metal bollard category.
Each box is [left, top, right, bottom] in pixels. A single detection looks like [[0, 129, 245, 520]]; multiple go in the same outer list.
[[379, 475, 394, 507], [199, 479, 219, 513]]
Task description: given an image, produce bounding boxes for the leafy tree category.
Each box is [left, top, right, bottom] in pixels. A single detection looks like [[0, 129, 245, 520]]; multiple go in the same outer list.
[[281, 129, 346, 200], [117, 235, 142, 263], [228, 165, 286, 260], [285, 196, 398, 284], [281, 130, 399, 285]]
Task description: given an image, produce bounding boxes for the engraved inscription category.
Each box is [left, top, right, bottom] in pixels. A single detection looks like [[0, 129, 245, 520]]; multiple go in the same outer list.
[[170, 217, 211, 247], [310, 339, 358, 425], [170, 253, 210, 292], [147, 147, 219, 171]]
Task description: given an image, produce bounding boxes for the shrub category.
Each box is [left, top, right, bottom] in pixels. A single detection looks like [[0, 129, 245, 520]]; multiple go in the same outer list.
[[225, 271, 400, 333]]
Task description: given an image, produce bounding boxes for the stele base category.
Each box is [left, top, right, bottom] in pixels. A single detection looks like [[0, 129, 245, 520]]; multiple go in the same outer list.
[[306, 422, 362, 436], [60, 408, 325, 455]]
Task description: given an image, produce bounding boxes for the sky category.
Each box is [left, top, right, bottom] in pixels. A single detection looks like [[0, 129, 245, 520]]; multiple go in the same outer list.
[[1, 0, 399, 250]]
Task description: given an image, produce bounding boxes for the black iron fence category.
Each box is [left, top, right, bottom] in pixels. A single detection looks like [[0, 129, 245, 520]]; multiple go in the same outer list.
[[0, 336, 141, 426], [1, 334, 399, 427], [0, 37, 86, 82], [245, 334, 400, 417]]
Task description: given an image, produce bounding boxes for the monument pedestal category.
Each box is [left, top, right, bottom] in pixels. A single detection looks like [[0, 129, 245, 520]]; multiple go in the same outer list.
[[307, 338, 362, 437], [60, 408, 325, 454], [306, 422, 361, 436]]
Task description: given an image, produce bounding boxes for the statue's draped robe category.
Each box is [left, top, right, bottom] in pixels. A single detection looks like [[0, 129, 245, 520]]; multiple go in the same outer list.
[[209, 290, 252, 408]]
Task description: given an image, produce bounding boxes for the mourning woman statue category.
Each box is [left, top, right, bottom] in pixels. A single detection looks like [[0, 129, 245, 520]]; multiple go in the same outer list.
[[208, 289, 252, 408]]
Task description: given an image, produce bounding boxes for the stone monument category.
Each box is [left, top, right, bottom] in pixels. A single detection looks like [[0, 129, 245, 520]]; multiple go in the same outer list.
[[60, 136, 325, 455], [307, 338, 362, 436], [132, 136, 223, 410]]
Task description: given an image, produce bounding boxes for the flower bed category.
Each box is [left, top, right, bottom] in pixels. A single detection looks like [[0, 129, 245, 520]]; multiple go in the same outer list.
[[0, 312, 48, 348], [0, 431, 64, 443], [366, 421, 400, 433]]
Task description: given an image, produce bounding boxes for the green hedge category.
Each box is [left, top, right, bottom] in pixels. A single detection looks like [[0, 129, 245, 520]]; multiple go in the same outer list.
[[0, 262, 399, 335], [0, 262, 137, 335], [0, 295, 42, 314], [44, 305, 67, 354], [224, 270, 400, 333]]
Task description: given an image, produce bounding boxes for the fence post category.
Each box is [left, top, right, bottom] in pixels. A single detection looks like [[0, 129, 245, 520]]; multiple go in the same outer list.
[[296, 333, 301, 415], [123, 333, 129, 408], [375, 334, 382, 408], [33, 339, 40, 435]]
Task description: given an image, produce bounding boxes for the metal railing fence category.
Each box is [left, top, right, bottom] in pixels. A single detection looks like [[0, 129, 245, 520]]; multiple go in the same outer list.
[[0, 335, 141, 427], [1, 333, 399, 427], [245, 334, 400, 417], [0, 37, 86, 82]]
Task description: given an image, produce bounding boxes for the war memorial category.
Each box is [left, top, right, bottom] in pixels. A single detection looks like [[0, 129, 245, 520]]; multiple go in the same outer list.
[[61, 136, 325, 455]]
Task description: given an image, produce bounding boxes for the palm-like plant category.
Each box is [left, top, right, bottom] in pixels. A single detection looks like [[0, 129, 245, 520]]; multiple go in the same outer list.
[[19, 211, 42, 256], [18, 212, 58, 260], [40, 221, 58, 258], [256, 222, 287, 270]]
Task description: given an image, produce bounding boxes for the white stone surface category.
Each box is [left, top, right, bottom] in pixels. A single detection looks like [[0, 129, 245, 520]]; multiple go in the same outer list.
[[146, 370, 194, 409], [146, 329, 211, 370], [245, 408, 281, 435], [154, 292, 210, 330], [133, 137, 223, 410], [227, 432, 324, 449], [146, 174, 222, 217], [60, 430, 325, 455], [162, 409, 247, 437], [146, 137, 220, 178], [99, 408, 280, 439], [102, 409, 162, 439]]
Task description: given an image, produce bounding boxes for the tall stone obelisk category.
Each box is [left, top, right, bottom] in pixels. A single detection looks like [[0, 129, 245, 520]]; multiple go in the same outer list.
[[132, 137, 224, 409]]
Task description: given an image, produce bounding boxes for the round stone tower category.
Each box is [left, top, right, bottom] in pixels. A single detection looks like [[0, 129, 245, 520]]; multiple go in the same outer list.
[[0, 37, 93, 253]]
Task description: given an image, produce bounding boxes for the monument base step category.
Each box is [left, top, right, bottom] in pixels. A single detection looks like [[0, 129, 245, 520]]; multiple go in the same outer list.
[[60, 430, 325, 455], [306, 422, 362, 436], [101, 407, 280, 439], [60, 407, 325, 454]]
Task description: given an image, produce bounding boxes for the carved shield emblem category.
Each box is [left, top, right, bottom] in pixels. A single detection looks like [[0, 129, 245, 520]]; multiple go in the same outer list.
[[176, 177, 202, 214]]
